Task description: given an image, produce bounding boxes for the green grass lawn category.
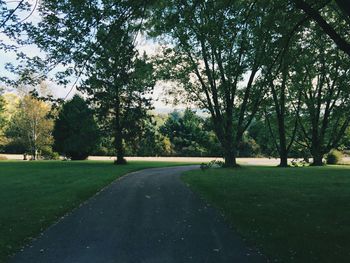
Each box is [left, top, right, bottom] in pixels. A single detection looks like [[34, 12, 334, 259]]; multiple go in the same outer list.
[[182, 165, 350, 263], [0, 160, 191, 263]]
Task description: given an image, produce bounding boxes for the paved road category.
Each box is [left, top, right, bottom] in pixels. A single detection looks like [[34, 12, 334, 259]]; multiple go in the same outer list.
[[10, 166, 265, 263]]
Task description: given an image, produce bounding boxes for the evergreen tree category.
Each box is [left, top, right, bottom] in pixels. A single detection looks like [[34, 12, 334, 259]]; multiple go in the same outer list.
[[53, 95, 99, 160], [78, 28, 155, 164]]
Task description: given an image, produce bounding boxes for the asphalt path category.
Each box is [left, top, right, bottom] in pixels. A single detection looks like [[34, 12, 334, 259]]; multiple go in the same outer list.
[[10, 166, 265, 263]]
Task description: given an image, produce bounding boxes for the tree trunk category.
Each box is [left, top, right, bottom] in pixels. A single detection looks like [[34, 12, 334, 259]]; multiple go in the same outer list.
[[311, 153, 324, 166], [114, 133, 126, 165], [276, 68, 290, 168], [222, 100, 238, 168], [32, 147, 37, 160], [114, 96, 126, 165], [310, 130, 324, 166], [222, 134, 237, 168], [277, 116, 289, 167], [279, 152, 288, 167], [223, 149, 237, 167]]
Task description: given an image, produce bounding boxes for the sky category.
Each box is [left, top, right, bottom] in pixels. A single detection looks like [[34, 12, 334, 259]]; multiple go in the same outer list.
[[0, 1, 185, 113]]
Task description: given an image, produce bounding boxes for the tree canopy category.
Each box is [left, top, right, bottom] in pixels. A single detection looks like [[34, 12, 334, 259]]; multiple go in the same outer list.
[[1, 0, 350, 166], [53, 95, 99, 160]]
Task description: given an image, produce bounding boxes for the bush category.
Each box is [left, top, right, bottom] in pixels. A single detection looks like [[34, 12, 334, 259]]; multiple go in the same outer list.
[[326, 150, 343, 164], [200, 160, 224, 171], [41, 147, 60, 160]]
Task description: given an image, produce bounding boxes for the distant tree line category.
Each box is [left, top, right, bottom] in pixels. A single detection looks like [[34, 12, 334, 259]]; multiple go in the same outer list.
[[1, 91, 349, 161]]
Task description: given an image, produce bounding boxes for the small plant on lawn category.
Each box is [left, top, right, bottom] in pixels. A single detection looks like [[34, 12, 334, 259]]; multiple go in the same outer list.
[[290, 159, 308, 167], [200, 160, 224, 171]]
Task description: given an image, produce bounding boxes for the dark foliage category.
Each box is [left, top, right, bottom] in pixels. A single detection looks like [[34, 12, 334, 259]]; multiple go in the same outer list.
[[53, 95, 99, 160]]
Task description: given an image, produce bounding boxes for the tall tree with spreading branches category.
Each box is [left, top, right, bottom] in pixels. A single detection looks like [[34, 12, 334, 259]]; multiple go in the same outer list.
[[294, 25, 350, 165], [17, 0, 155, 163], [149, 0, 287, 167]]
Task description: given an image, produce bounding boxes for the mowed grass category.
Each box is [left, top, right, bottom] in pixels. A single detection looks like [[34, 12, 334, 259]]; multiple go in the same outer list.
[[0, 160, 191, 263], [182, 166, 350, 263]]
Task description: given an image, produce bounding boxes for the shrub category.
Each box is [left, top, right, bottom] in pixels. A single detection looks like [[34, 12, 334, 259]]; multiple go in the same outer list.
[[0, 155, 8, 160], [200, 160, 224, 171], [326, 150, 343, 164], [41, 147, 60, 160]]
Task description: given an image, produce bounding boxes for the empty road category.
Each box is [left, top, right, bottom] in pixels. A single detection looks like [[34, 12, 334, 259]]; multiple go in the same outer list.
[[10, 166, 265, 263]]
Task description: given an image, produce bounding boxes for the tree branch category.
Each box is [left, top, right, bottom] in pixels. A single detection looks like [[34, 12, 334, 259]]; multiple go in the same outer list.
[[293, 0, 350, 57]]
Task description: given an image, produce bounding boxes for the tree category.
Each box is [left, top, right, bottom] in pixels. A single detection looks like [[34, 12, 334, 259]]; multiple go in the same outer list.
[[262, 42, 303, 166], [19, 1, 149, 85], [5, 95, 53, 159], [53, 95, 99, 160], [295, 25, 350, 165], [0, 92, 20, 152], [18, 1, 155, 164], [78, 27, 155, 164], [150, 0, 277, 167], [125, 115, 173, 157], [247, 118, 276, 157], [159, 109, 207, 156]]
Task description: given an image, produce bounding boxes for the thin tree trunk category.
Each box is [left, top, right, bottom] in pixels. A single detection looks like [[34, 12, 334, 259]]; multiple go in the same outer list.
[[277, 107, 289, 167], [114, 96, 126, 165], [32, 147, 37, 160], [115, 136, 126, 164]]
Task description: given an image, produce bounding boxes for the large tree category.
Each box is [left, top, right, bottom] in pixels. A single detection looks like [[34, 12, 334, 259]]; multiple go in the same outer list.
[[294, 25, 350, 165], [16, 1, 156, 163], [260, 19, 305, 167], [149, 0, 282, 166], [263, 62, 302, 167], [78, 27, 155, 164]]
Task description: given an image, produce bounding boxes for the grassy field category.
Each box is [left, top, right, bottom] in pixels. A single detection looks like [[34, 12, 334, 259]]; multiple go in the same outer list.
[[182, 165, 350, 263], [0, 160, 191, 263]]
